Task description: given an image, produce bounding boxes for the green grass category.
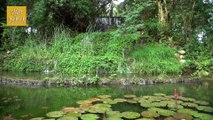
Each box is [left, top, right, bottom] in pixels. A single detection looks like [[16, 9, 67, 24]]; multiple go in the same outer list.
[[2, 28, 182, 75], [131, 44, 182, 75]]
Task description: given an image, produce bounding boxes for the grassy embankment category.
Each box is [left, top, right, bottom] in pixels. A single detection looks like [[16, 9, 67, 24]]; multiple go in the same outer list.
[[1, 28, 182, 76]]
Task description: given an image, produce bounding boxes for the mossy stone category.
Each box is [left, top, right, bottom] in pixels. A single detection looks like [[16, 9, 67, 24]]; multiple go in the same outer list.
[[121, 111, 141, 119], [141, 111, 159, 118], [46, 111, 64, 118], [80, 114, 99, 120]]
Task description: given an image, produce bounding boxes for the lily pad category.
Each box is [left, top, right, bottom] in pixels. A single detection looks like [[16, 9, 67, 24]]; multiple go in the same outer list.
[[154, 93, 166, 96], [104, 117, 123, 120], [66, 112, 81, 117], [80, 114, 99, 120], [46, 111, 64, 118], [127, 100, 138, 104], [178, 109, 199, 118], [58, 116, 78, 120], [181, 102, 198, 108], [62, 107, 79, 113], [124, 94, 137, 98], [30, 117, 44, 120], [98, 95, 111, 99], [121, 111, 140, 119], [76, 100, 92, 105], [196, 106, 213, 113], [194, 101, 209, 106], [141, 111, 159, 118], [173, 113, 193, 120], [106, 111, 121, 118], [103, 98, 118, 104], [148, 108, 175, 117], [196, 113, 213, 120]]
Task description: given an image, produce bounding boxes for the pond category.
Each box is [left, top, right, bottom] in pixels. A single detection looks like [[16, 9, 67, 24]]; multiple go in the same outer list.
[[0, 75, 213, 119]]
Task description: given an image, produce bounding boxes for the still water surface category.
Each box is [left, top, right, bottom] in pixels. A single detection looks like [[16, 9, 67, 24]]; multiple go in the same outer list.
[[0, 74, 212, 119]]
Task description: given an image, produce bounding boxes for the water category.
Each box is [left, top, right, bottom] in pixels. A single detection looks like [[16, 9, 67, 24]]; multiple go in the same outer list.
[[0, 78, 213, 119]]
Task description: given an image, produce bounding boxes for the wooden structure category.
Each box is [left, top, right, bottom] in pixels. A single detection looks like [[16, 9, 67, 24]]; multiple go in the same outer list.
[[95, 16, 124, 31]]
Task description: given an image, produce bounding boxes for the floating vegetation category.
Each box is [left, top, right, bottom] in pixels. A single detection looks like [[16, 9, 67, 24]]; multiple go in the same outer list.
[[26, 94, 213, 120]]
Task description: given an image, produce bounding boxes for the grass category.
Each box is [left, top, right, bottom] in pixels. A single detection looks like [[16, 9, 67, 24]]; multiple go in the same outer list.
[[2, 28, 182, 76]]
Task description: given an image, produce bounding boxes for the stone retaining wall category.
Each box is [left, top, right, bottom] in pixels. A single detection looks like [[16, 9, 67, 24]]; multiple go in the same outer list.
[[0, 76, 202, 87]]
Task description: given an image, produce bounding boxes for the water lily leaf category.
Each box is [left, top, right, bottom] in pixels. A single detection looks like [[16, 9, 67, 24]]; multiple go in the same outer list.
[[124, 94, 137, 98], [127, 100, 138, 104], [136, 118, 155, 120], [173, 113, 193, 120], [46, 111, 64, 118], [148, 108, 175, 117], [178, 109, 199, 118], [151, 101, 167, 107], [103, 98, 118, 104], [58, 116, 78, 120], [80, 114, 99, 120], [106, 111, 121, 118], [76, 100, 92, 105], [104, 117, 123, 120], [141, 111, 159, 118], [140, 103, 154, 108], [62, 107, 79, 113], [181, 102, 198, 108], [66, 112, 81, 117], [121, 111, 140, 119], [114, 98, 127, 103], [30, 117, 44, 120], [196, 113, 213, 120], [194, 101, 209, 106], [98, 95, 111, 99], [196, 106, 213, 113], [154, 93, 166, 96]]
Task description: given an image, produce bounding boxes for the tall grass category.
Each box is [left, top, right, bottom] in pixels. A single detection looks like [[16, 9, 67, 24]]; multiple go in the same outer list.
[[3, 28, 182, 75], [132, 44, 182, 75]]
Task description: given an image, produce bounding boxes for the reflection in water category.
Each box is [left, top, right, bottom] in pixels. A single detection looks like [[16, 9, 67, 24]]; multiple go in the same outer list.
[[0, 79, 213, 119]]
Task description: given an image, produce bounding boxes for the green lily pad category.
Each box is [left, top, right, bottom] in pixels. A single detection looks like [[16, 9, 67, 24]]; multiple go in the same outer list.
[[124, 94, 137, 98], [127, 100, 138, 104], [80, 114, 99, 120], [196, 106, 213, 113], [181, 102, 198, 108], [76, 100, 92, 105], [58, 116, 78, 120], [178, 109, 199, 118], [136, 118, 155, 120], [141, 111, 159, 118], [66, 112, 81, 117], [151, 101, 167, 107], [173, 113, 193, 120], [30, 117, 44, 120], [106, 111, 121, 118], [154, 93, 166, 96], [103, 98, 118, 104], [46, 111, 64, 118], [148, 108, 175, 117], [194, 101, 209, 106], [196, 113, 213, 120], [167, 102, 184, 109], [104, 117, 123, 120], [121, 112, 140, 119], [98, 95, 111, 99]]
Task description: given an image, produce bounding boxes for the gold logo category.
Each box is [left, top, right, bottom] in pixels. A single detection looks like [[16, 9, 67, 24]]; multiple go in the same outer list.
[[7, 6, 27, 26]]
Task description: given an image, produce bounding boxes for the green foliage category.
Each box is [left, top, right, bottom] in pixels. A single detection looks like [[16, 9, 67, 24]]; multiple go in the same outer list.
[[131, 44, 182, 75]]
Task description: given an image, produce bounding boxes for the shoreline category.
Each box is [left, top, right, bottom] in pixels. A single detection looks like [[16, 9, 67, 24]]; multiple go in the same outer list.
[[0, 75, 202, 87]]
